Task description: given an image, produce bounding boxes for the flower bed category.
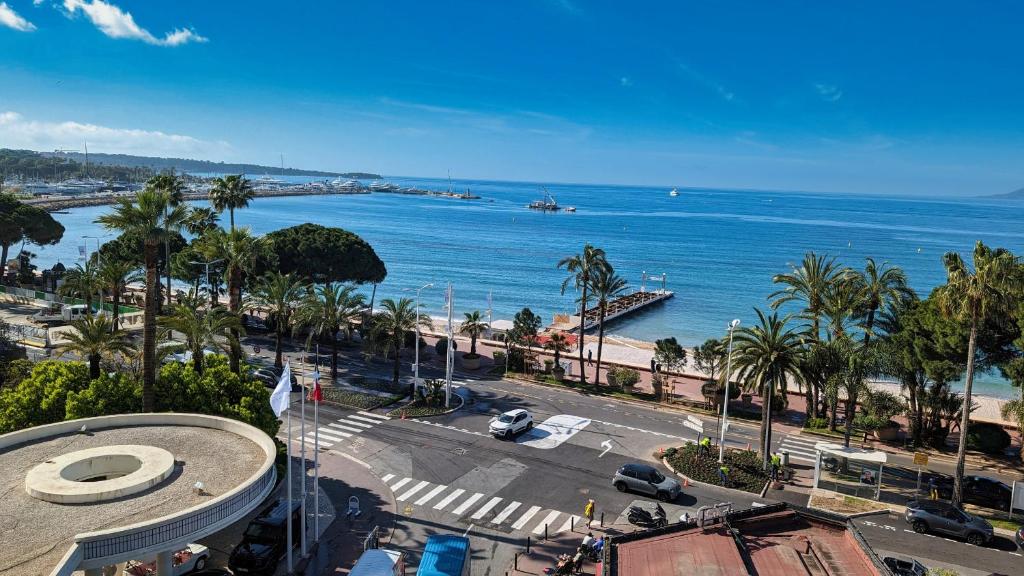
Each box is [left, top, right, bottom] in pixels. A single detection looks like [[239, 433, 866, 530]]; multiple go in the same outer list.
[[387, 394, 464, 418], [665, 443, 770, 494], [345, 374, 406, 395], [322, 388, 403, 410]]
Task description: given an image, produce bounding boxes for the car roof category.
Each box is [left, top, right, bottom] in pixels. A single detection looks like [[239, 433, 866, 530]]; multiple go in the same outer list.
[[622, 463, 656, 473], [503, 409, 528, 416]]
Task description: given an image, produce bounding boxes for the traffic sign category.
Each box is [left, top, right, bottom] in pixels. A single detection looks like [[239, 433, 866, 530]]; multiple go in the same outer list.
[[686, 415, 703, 425], [683, 420, 704, 434], [913, 452, 929, 466]]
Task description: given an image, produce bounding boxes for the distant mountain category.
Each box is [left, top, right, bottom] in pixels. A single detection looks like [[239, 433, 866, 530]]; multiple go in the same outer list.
[[984, 187, 1024, 199], [36, 151, 380, 179]]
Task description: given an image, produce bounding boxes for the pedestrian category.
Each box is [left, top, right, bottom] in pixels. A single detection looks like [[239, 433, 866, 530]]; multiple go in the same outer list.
[[928, 478, 938, 500], [588, 348, 593, 366], [718, 465, 729, 486], [584, 498, 595, 529], [650, 358, 657, 373], [770, 452, 782, 481]]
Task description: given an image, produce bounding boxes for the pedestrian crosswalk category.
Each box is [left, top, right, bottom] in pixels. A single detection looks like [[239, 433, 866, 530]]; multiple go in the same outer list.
[[302, 410, 389, 449], [381, 473, 581, 535], [778, 434, 818, 463]]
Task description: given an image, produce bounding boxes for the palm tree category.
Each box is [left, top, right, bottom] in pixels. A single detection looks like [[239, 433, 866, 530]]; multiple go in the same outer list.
[[59, 261, 103, 315], [207, 227, 263, 373], [732, 309, 806, 468], [822, 275, 863, 340], [160, 292, 243, 375], [295, 283, 367, 379], [935, 241, 1021, 507], [588, 266, 628, 385], [370, 297, 432, 395], [96, 188, 188, 411], [209, 174, 255, 231], [184, 206, 221, 236], [148, 174, 187, 309], [545, 331, 570, 368], [853, 258, 914, 346], [459, 310, 489, 356], [558, 244, 609, 384], [97, 259, 142, 331], [248, 272, 308, 369], [57, 315, 135, 379], [770, 252, 843, 417]]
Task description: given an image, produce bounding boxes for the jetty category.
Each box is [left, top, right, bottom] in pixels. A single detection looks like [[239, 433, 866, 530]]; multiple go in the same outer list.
[[549, 273, 673, 333]]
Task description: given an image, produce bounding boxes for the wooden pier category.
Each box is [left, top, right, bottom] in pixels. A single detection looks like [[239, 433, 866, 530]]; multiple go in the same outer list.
[[548, 288, 674, 333]]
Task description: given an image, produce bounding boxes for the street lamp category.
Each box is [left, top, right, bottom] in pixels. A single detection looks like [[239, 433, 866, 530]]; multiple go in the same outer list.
[[189, 259, 223, 304], [403, 283, 433, 395], [719, 318, 741, 464]]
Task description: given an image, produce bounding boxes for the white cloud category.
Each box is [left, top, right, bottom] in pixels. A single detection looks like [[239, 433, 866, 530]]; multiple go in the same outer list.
[[814, 83, 843, 102], [62, 0, 207, 46], [0, 110, 230, 157], [677, 62, 736, 102], [620, 76, 632, 87], [0, 2, 36, 31]]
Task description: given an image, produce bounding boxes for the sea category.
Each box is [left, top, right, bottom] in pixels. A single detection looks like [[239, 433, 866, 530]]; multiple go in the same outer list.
[[26, 176, 1024, 398]]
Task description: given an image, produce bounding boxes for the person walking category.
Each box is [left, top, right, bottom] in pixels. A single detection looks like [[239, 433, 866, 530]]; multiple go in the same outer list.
[[770, 452, 782, 481], [584, 498, 595, 529], [928, 478, 939, 500], [588, 348, 593, 366]]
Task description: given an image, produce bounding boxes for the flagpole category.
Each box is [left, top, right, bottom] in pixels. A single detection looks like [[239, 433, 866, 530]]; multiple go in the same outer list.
[[313, 344, 320, 541], [300, 353, 307, 557], [445, 283, 454, 408], [286, 386, 293, 574]]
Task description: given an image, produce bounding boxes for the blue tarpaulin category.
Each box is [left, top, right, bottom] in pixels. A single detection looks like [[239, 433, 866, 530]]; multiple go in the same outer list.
[[416, 535, 469, 576]]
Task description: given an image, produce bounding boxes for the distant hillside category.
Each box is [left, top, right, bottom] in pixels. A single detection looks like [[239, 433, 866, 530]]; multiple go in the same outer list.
[[37, 151, 380, 179], [984, 187, 1024, 199]]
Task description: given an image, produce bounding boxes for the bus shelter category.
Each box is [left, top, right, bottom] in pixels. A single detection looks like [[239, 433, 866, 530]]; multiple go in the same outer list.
[[812, 441, 887, 501]]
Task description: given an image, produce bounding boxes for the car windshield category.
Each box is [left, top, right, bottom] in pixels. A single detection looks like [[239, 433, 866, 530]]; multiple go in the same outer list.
[[651, 471, 665, 483], [498, 414, 516, 423], [243, 522, 279, 542]]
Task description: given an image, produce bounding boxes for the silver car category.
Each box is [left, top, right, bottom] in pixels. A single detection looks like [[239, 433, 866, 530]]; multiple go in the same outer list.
[[905, 499, 994, 546], [612, 463, 681, 502]]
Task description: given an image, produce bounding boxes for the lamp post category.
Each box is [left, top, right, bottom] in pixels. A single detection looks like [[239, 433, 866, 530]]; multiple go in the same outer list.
[[189, 259, 223, 305], [404, 283, 433, 395], [719, 318, 741, 464]]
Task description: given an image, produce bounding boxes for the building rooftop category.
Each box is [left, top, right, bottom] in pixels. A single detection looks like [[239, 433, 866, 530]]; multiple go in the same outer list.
[[605, 503, 883, 576]]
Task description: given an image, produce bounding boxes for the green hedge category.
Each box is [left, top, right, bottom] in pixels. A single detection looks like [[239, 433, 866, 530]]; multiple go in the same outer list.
[[966, 422, 1011, 455], [321, 387, 402, 410], [666, 443, 770, 493]]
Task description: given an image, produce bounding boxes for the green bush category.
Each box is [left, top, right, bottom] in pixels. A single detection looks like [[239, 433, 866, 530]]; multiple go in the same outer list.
[[66, 372, 142, 419], [966, 422, 1011, 455], [435, 337, 457, 357], [609, 366, 640, 387], [0, 360, 89, 433], [666, 443, 770, 493], [806, 417, 828, 429], [663, 447, 678, 458]]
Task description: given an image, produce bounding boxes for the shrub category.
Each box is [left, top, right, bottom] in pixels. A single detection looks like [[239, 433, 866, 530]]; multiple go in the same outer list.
[[435, 337, 457, 357], [666, 443, 770, 493], [663, 446, 678, 458], [610, 366, 640, 387], [66, 372, 142, 419], [806, 417, 828, 429], [966, 422, 1011, 455], [0, 360, 89, 433]]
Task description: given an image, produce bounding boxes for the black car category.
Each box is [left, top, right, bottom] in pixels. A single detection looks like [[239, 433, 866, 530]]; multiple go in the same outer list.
[[228, 499, 301, 575], [935, 475, 1013, 511], [882, 556, 928, 576], [251, 366, 300, 392]]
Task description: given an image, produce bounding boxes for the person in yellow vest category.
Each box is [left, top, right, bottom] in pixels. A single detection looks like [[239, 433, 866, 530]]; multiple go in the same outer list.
[[718, 465, 729, 486], [770, 452, 782, 481], [699, 436, 711, 458], [584, 498, 595, 528]]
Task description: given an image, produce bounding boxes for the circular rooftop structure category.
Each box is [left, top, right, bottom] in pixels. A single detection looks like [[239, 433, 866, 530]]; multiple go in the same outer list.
[[0, 414, 277, 576]]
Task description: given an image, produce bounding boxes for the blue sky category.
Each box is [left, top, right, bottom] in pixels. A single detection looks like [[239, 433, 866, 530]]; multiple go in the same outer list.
[[1, 1, 1022, 196]]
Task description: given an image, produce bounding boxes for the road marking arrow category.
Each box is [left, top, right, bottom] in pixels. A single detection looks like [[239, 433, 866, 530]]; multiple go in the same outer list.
[[599, 439, 613, 458]]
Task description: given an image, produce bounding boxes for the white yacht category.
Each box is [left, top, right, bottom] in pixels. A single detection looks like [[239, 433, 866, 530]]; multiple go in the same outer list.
[[669, 188, 679, 197]]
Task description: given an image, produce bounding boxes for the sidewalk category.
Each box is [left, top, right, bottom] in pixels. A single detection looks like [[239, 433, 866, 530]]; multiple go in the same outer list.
[[507, 524, 630, 576]]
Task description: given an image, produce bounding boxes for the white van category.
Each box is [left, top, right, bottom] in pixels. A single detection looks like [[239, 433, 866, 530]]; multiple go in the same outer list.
[[349, 548, 405, 576]]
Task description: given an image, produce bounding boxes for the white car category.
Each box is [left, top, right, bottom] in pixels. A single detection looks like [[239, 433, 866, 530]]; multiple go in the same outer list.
[[123, 543, 209, 575], [489, 409, 533, 439]]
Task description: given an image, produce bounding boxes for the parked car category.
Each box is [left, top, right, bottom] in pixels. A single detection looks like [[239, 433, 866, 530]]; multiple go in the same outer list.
[[612, 463, 681, 502], [251, 366, 299, 392], [935, 475, 1013, 511], [882, 556, 928, 576], [123, 543, 209, 576], [228, 499, 301, 575], [489, 409, 533, 439], [904, 499, 994, 546]]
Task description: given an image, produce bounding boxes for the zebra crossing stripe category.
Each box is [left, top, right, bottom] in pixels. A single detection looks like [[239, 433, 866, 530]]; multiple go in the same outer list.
[[329, 423, 363, 433], [337, 419, 373, 429], [381, 473, 395, 483], [397, 480, 431, 502], [347, 415, 382, 425], [321, 426, 352, 438], [390, 477, 412, 492], [534, 511, 562, 535], [301, 437, 332, 448], [452, 493, 485, 515], [512, 505, 542, 530], [357, 411, 390, 420], [415, 484, 448, 506], [491, 501, 522, 524], [433, 488, 466, 510], [316, 428, 348, 442], [471, 497, 504, 520]]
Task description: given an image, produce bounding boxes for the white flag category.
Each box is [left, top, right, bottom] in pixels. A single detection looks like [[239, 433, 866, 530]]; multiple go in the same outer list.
[[269, 362, 292, 417]]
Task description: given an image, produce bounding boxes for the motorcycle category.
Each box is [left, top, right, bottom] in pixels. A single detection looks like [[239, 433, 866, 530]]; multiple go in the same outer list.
[[627, 503, 667, 528]]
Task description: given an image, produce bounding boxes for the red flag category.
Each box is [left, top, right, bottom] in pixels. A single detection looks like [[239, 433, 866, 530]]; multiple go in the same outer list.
[[308, 368, 323, 402]]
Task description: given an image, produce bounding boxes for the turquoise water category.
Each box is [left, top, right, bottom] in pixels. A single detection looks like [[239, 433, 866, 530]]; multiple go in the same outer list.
[[26, 177, 1024, 397]]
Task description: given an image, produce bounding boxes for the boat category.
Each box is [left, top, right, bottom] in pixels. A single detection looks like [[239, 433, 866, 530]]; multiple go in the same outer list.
[[669, 188, 679, 197], [565, 206, 576, 212], [527, 189, 560, 211], [334, 179, 362, 191], [368, 180, 400, 192]]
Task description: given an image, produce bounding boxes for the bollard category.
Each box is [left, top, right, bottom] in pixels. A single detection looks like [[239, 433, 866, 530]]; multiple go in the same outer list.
[[571, 516, 575, 533], [545, 523, 549, 541], [514, 553, 519, 570], [600, 512, 605, 527], [527, 536, 531, 554]]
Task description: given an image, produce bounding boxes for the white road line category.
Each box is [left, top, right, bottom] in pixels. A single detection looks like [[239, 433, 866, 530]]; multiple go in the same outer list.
[[1010, 552, 1022, 557], [556, 514, 580, 533], [337, 419, 373, 429], [491, 501, 522, 525], [311, 432, 346, 444], [511, 505, 542, 530], [329, 423, 363, 434], [381, 473, 395, 483], [415, 485, 448, 506], [390, 477, 412, 492], [452, 493, 485, 516], [534, 511, 562, 535], [301, 437, 333, 448], [433, 488, 466, 510], [317, 428, 348, 441], [471, 497, 504, 520], [347, 415, 382, 425], [357, 411, 390, 420], [397, 480, 431, 502]]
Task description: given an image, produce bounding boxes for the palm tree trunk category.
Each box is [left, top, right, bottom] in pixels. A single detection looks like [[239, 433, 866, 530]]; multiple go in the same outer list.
[[111, 288, 120, 331], [595, 305, 606, 386], [142, 240, 159, 412], [275, 326, 284, 369], [330, 330, 339, 379], [0, 242, 9, 278], [228, 266, 242, 374], [578, 284, 588, 384], [760, 377, 772, 467], [907, 381, 921, 446], [392, 337, 402, 388], [952, 310, 979, 508], [89, 353, 100, 380], [863, 308, 876, 346], [229, 208, 235, 232], [809, 316, 820, 418], [828, 394, 838, 432]]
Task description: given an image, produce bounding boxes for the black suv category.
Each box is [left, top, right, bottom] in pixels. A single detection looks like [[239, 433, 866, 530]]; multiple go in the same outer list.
[[228, 499, 301, 575], [934, 475, 1013, 511]]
